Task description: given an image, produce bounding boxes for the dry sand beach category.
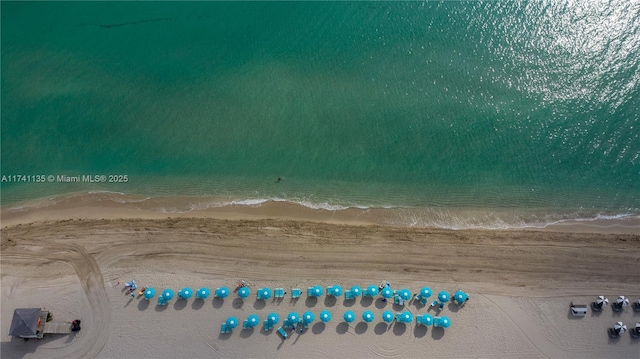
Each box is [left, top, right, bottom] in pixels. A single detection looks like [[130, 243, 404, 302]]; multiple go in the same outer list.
[[1, 206, 639, 358]]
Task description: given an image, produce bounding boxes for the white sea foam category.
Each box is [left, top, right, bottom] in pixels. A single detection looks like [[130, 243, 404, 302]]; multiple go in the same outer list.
[[4, 191, 638, 231]]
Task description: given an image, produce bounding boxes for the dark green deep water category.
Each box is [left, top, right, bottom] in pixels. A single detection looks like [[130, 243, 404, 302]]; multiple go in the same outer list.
[[2, 1, 639, 227]]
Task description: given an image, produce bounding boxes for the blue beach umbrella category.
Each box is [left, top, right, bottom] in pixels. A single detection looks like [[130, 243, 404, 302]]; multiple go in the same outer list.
[[381, 287, 393, 299], [311, 285, 323, 297], [438, 316, 451, 328], [329, 285, 343, 297], [226, 316, 238, 329], [417, 313, 434, 326], [215, 287, 230, 298], [343, 310, 355, 323], [267, 312, 280, 325], [196, 287, 210, 299], [420, 287, 432, 298], [399, 289, 412, 301], [397, 311, 413, 323], [238, 287, 250, 299], [143, 287, 156, 300], [362, 310, 374, 323], [351, 285, 362, 297], [287, 312, 300, 324], [258, 288, 272, 300], [179, 287, 193, 299], [302, 311, 315, 324], [454, 290, 468, 304], [366, 285, 379, 296], [382, 310, 394, 323], [245, 314, 260, 328], [319, 310, 332, 323], [161, 288, 174, 301], [438, 290, 450, 303]]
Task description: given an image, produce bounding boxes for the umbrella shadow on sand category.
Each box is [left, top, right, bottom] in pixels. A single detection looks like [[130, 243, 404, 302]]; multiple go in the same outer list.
[[343, 299, 356, 308], [212, 297, 224, 309], [137, 299, 150, 311], [392, 322, 407, 336], [336, 322, 349, 334], [355, 322, 368, 334], [431, 327, 445, 340], [413, 324, 428, 338], [359, 296, 373, 307], [607, 335, 621, 344], [305, 297, 318, 308], [311, 322, 325, 334], [173, 299, 188, 311], [447, 302, 462, 313], [411, 300, 426, 310], [253, 299, 266, 310], [375, 298, 388, 309], [232, 298, 244, 309], [191, 298, 205, 310], [324, 296, 337, 307], [374, 322, 388, 335], [240, 327, 255, 339]]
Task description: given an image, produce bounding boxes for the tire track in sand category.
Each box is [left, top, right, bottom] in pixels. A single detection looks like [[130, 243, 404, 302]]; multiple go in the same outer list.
[[2, 240, 111, 358]]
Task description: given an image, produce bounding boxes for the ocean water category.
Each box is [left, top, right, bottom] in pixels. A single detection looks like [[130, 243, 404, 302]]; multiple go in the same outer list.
[[2, 1, 639, 228]]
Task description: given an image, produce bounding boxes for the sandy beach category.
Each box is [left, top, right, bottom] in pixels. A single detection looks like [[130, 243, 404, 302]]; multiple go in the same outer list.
[[1, 206, 639, 358]]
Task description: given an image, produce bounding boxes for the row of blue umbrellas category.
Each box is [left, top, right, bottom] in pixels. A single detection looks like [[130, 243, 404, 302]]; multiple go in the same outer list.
[[144, 285, 468, 306], [144, 286, 228, 304], [224, 310, 450, 327]]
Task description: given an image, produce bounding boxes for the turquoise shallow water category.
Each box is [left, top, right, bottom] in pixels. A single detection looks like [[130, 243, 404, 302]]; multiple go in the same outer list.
[[2, 1, 639, 227]]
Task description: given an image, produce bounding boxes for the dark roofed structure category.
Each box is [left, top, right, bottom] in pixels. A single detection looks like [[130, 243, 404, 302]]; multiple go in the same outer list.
[[9, 308, 44, 338]]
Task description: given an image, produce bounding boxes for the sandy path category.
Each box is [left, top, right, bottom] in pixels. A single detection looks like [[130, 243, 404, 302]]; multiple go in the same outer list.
[[1, 238, 111, 358], [1, 218, 639, 358]]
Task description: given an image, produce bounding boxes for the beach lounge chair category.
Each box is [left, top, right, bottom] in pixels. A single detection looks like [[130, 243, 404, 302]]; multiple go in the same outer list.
[[283, 318, 297, 329], [633, 302, 640, 312], [274, 288, 285, 299], [220, 324, 230, 334], [277, 327, 288, 339], [291, 288, 301, 299], [345, 290, 355, 300], [263, 320, 273, 331], [608, 328, 620, 338], [415, 294, 428, 306], [630, 323, 640, 339], [591, 302, 602, 312], [393, 295, 404, 306], [570, 302, 587, 317], [243, 315, 260, 330]]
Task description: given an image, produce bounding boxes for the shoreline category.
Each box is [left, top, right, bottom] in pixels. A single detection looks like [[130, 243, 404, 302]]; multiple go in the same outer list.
[[2, 192, 639, 234]]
